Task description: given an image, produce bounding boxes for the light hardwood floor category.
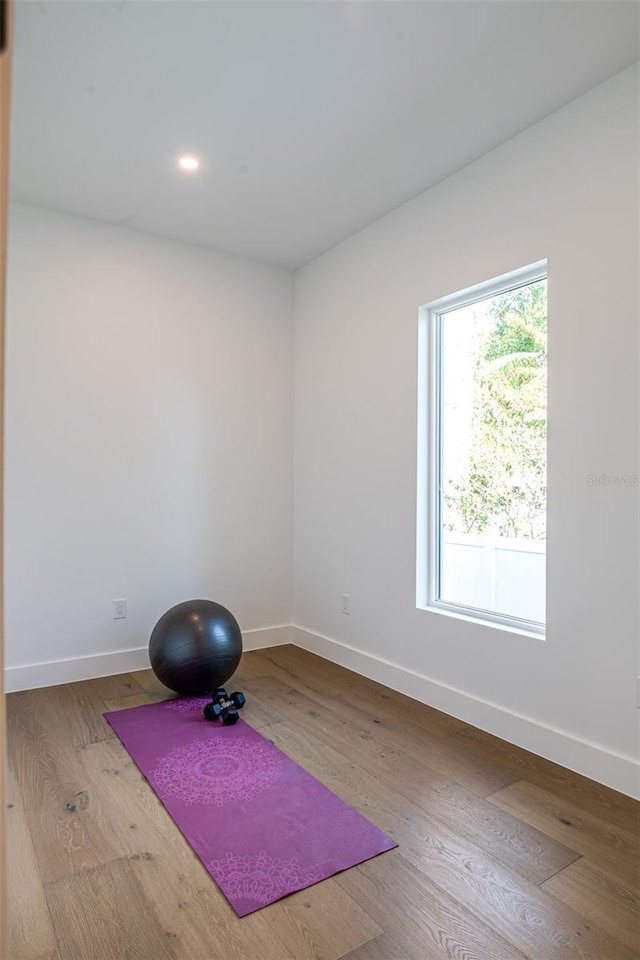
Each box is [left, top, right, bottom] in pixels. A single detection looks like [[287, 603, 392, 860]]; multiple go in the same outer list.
[[7, 644, 640, 960]]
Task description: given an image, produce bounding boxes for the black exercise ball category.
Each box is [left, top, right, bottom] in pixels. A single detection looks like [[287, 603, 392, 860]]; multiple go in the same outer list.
[[149, 599, 242, 696]]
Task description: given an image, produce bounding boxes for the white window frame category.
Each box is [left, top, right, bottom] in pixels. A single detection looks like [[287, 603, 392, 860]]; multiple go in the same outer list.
[[416, 260, 547, 636]]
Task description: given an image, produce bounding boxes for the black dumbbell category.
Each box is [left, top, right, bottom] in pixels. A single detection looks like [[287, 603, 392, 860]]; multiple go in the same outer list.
[[214, 689, 245, 712], [203, 698, 238, 724], [203, 688, 246, 725]]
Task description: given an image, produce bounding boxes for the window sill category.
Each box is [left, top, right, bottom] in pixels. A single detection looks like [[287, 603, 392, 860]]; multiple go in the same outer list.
[[417, 602, 546, 641]]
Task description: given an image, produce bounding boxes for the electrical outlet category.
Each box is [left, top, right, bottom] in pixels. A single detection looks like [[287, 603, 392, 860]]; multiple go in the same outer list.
[[341, 594, 351, 615], [113, 598, 127, 619]]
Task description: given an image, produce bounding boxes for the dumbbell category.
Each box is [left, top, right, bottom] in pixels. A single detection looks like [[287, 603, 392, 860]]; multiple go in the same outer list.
[[203, 688, 246, 725]]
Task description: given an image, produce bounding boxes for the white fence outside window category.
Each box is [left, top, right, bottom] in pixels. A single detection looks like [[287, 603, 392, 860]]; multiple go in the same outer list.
[[441, 532, 545, 624]]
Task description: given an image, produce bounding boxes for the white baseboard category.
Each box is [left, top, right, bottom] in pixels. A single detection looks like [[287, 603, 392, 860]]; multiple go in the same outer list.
[[4, 646, 152, 693], [243, 625, 292, 650], [291, 625, 640, 800], [4, 625, 292, 694]]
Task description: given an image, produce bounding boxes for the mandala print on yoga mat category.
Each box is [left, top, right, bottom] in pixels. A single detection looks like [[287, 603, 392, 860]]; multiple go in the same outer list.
[[152, 737, 283, 806], [163, 697, 210, 714], [210, 851, 329, 906]]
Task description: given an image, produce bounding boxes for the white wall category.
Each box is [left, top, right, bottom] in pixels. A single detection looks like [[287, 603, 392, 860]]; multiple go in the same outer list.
[[5, 203, 294, 688], [293, 66, 639, 795]]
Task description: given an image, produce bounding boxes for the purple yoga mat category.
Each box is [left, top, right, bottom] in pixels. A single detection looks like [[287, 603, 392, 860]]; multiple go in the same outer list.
[[104, 697, 397, 916]]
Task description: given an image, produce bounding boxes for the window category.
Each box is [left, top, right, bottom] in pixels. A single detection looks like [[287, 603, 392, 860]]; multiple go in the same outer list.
[[417, 262, 547, 634]]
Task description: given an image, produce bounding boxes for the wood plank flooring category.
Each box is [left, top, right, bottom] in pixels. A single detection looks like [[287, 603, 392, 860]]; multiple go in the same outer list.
[[6, 644, 640, 960]]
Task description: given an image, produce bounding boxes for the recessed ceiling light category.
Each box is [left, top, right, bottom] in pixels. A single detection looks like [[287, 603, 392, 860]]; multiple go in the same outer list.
[[178, 156, 200, 171]]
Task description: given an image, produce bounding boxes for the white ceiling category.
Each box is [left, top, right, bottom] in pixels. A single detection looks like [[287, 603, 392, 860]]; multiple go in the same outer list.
[[9, 1, 640, 269]]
